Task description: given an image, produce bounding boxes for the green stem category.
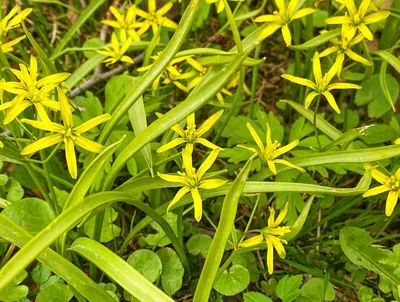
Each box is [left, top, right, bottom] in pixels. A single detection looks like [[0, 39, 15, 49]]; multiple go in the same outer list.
[[314, 95, 322, 150], [250, 45, 261, 118], [222, 0, 243, 53]]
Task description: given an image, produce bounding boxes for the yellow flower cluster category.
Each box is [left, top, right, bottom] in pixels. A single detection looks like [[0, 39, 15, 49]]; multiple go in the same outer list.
[[0, 54, 110, 179], [157, 111, 226, 222], [97, 0, 177, 66]]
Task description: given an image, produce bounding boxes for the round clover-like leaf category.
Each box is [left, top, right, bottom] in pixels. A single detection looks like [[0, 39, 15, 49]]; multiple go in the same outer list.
[[127, 249, 162, 283], [213, 265, 250, 296], [187, 234, 212, 258]]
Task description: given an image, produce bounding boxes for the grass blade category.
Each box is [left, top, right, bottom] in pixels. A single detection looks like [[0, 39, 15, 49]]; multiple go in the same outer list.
[[69, 237, 174, 302], [375, 50, 400, 73], [193, 159, 253, 302], [0, 215, 115, 302]]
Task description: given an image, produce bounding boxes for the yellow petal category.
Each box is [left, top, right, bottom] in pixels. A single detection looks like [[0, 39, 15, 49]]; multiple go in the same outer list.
[[65, 138, 77, 179], [304, 91, 319, 109], [187, 58, 204, 73], [266, 237, 274, 274], [268, 207, 276, 227], [198, 179, 227, 189], [237, 145, 259, 154], [363, 11, 390, 24], [369, 168, 390, 185], [74, 114, 111, 133], [157, 137, 186, 153], [216, 0, 225, 13], [358, 0, 371, 17], [292, 8, 316, 20], [195, 138, 220, 150], [239, 234, 264, 247], [268, 235, 286, 258], [266, 124, 272, 147], [197, 148, 220, 180], [274, 0, 286, 12], [274, 203, 288, 227], [281, 74, 316, 89], [109, 6, 125, 24], [325, 16, 352, 24], [191, 187, 203, 222], [167, 186, 191, 212], [267, 160, 277, 175], [345, 49, 372, 66], [358, 23, 373, 41], [386, 190, 399, 216], [157, 171, 186, 184], [258, 24, 282, 41], [21, 134, 63, 155], [271, 140, 299, 158], [34, 103, 50, 122], [20, 119, 64, 132], [395, 138, 400, 145], [319, 46, 340, 58], [157, 3, 173, 16], [312, 52, 322, 82], [344, 0, 357, 16], [185, 143, 194, 154], [322, 91, 341, 113], [327, 83, 361, 91], [4, 100, 31, 124], [255, 14, 280, 22], [74, 135, 104, 153], [182, 148, 195, 178], [363, 185, 390, 197], [37, 73, 70, 87], [187, 113, 196, 129], [273, 159, 305, 173], [281, 24, 292, 47], [57, 87, 73, 128], [196, 110, 224, 137], [246, 123, 265, 152]]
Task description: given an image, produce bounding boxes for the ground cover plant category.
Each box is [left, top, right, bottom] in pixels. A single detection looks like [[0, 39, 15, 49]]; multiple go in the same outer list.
[[0, 0, 400, 301]]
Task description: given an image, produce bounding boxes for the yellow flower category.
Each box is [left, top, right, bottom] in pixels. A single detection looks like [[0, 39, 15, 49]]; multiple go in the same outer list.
[[137, 53, 193, 91], [1, 35, 26, 53], [239, 123, 304, 175], [186, 58, 232, 105], [282, 52, 361, 113], [206, 0, 225, 13], [157, 110, 223, 154], [363, 164, 400, 217], [0, 5, 32, 36], [102, 6, 142, 41], [395, 138, 400, 145], [0, 56, 70, 124], [158, 148, 226, 222], [135, 0, 177, 35], [0, 141, 3, 148], [325, 0, 390, 41], [255, 0, 316, 45], [97, 33, 134, 66], [240, 204, 291, 274], [319, 23, 372, 75], [20, 88, 111, 179]]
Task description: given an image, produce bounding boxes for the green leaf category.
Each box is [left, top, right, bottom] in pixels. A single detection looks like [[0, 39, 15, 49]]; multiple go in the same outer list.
[[105, 73, 128, 114], [354, 74, 399, 118], [297, 278, 335, 302], [36, 284, 73, 302], [358, 286, 385, 302], [232, 252, 259, 282], [374, 50, 400, 73], [127, 76, 153, 175], [74, 91, 103, 122], [282, 195, 314, 241], [289, 29, 341, 50], [313, 9, 329, 28], [194, 158, 253, 302], [156, 247, 184, 296], [32, 263, 51, 284], [0, 215, 115, 302], [5, 178, 24, 202], [213, 265, 250, 296], [65, 54, 105, 89], [127, 249, 163, 283], [51, 0, 107, 57], [243, 292, 272, 302], [0, 270, 28, 301], [84, 207, 121, 242], [340, 227, 400, 286], [361, 124, 396, 145], [83, 38, 104, 59], [69, 238, 173, 301], [276, 275, 303, 302], [145, 212, 178, 247], [187, 234, 212, 258], [379, 62, 396, 112], [2, 198, 55, 235]]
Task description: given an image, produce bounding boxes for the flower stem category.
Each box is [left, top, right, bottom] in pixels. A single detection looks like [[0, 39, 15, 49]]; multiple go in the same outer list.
[[314, 95, 322, 150]]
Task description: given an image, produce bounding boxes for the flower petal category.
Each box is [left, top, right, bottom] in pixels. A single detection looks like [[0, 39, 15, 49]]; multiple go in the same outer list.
[[281, 74, 316, 89], [197, 148, 220, 180], [345, 49, 372, 66], [196, 110, 224, 137], [267, 160, 277, 175], [157, 172, 186, 184], [21, 134, 63, 155], [246, 123, 265, 152], [157, 137, 186, 153], [322, 91, 340, 113], [195, 138, 220, 150], [167, 187, 191, 212], [358, 23, 373, 41], [191, 187, 203, 222], [258, 23, 282, 41], [273, 159, 305, 173], [363, 11, 390, 24], [20, 119, 64, 132], [271, 140, 299, 158], [255, 14, 280, 22], [304, 91, 319, 109], [239, 234, 264, 247], [386, 190, 399, 217], [4, 100, 31, 124], [199, 179, 227, 189], [74, 114, 111, 133], [363, 185, 390, 197], [266, 237, 274, 274], [74, 135, 104, 153], [281, 24, 292, 46], [65, 138, 77, 179], [325, 16, 352, 24]]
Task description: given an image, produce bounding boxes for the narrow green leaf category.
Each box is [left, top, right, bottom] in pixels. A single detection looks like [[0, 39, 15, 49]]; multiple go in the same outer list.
[[321, 126, 373, 152], [127, 77, 153, 176], [197, 55, 265, 67], [194, 159, 252, 302], [374, 50, 400, 73], [0, 215, 114, 302], [234, 0, 267, 21], [379, 61, 396, 111], [52, 0, 107, 57], [65, 54, 105, 89], [289, 29, 341, 50], [69, 237, 174, 302], [282, 195, 314, 241]]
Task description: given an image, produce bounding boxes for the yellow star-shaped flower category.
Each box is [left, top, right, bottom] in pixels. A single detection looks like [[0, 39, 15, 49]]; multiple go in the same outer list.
[[135, 0, 177, 35], [97, 33, 134, 66], [0, 56, 70, 124], [239, 123, 304, 175], [255, 0, 316, 45], [158, 148, 227, 222], [157, 110, 223, 154], [20, 88, 111, 179], [325, 0, 390, 41], [240, 204, 291, 274], [101, 6, 143, 41], [282, 52, 361, 113]]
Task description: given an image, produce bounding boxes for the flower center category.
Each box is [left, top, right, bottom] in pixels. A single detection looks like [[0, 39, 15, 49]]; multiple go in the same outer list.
[[352, 14, 361, 26], [388, 176, 400, 191], [62, 128, 75, 139], [185, 127, 197, 143], [264, 141, 280, 160], [179, 171, 198, 188]]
